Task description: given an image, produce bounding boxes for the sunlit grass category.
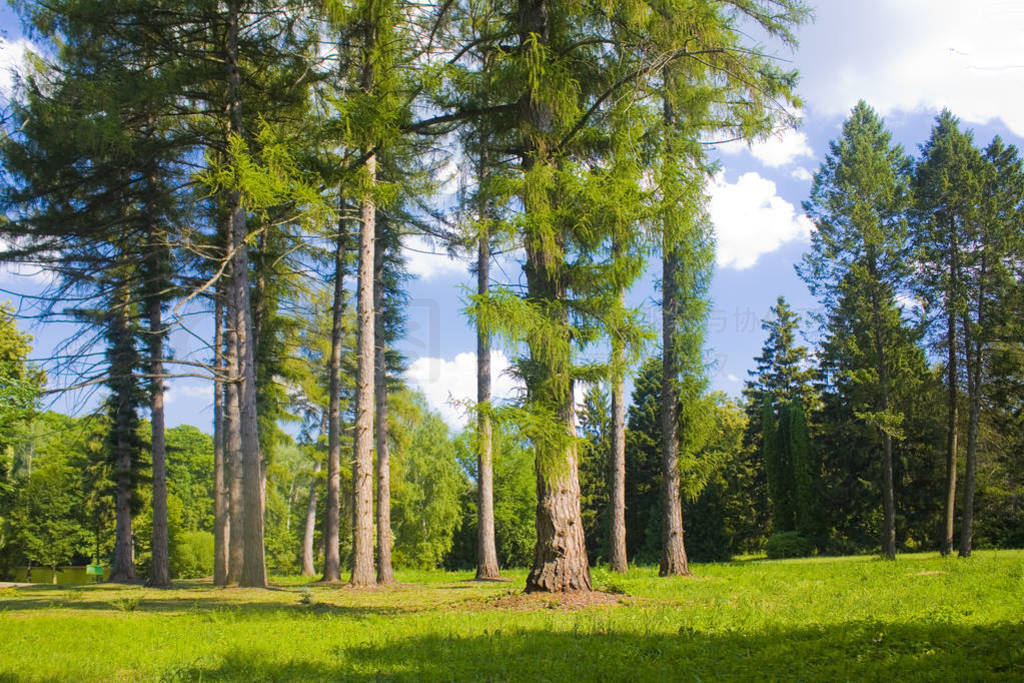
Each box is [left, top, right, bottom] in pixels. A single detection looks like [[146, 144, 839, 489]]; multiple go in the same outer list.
[[1, 550, 1021, 680]]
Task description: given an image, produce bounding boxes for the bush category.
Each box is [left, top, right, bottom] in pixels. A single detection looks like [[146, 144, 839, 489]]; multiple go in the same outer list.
[[170, 530, 214, 579], [764, 531, 814, 559]]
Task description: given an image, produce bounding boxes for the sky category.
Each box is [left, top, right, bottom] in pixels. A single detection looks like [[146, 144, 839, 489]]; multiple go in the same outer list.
[[2, 0, 1024, 432]]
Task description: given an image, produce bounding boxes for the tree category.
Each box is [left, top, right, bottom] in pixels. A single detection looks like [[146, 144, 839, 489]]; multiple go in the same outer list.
[[800, 101, 917, 559]]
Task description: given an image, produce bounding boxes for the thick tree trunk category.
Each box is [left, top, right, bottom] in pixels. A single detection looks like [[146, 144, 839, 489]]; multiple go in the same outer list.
[[475, 230, 500, 580], [109, 283, 137, 583], [660, 250, 691, 577], [148, 292, 170, 587], [374, 242, 394, 585], [350, 154, 377, 587], [869, 272, 896, 561], [213, 292, 229, 586], [609, 337, 627, 573], [323, 223, 346, 583], [301, 460, 321, 577], [225, 0, 265, 588]]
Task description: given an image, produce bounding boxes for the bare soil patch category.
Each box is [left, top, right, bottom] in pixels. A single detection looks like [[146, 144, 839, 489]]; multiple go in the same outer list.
[[482, 590, 635, 611]]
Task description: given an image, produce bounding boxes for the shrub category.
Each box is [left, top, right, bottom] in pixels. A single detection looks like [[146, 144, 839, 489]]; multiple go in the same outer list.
[[170, 530, 214, 579], [764, 531, 814, 559]]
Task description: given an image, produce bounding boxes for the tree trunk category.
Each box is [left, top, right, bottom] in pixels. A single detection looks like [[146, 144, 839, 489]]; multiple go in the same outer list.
[[942, 235, 960, 556], [301, 460, 321, 577], [960, 280, 984, 557], [475, 227, 500, 580], [660, 250, 691, 577], [226, 0, 265, 588], [518, 0, 591, 593], [350, 153, 377, 587], [322, 222, 346, 583], [224, 277, 245, 586], [213, 291, 229, 586], [609, 336, 627, 573], [148, 288, 170, 588], [868, 268, 896, 561], [109, 281, 137, 583], [374, 240, 394, 585]]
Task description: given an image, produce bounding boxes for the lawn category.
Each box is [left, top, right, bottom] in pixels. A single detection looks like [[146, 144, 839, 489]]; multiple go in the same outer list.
[[1, 550, 1022, 681]]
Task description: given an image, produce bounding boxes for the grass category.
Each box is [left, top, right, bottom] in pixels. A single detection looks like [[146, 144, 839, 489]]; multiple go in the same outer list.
[[0, 550, 1021, 681]]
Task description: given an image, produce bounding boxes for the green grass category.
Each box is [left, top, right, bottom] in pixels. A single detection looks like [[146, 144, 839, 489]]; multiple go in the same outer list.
[[1, 550, 1022, 681]]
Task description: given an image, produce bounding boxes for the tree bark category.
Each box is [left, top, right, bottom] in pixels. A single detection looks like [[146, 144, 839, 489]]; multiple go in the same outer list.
[[322, 221, 346, 583], [213, 291, 229, 586], [374, 240, 394, 585], [301, 459, 321, 577], [868, 262, 896, 561], [660, 249, 691, 577], [942, 229, 960, 556], [959, 270, 985, 558], [350, 153, 377, 587], [108, 280, 137, 584], [225, 0, 265, 588], [475, 224, 500, 580], [148, 285, 170, 587], [224, 272, 245, 586]]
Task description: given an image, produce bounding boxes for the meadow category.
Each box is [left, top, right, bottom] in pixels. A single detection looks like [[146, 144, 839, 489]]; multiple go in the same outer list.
[[1, 550, 1021, 681]]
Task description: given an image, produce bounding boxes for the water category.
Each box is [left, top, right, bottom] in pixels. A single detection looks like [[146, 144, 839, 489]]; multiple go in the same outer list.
[[11, 566, 110, 584]]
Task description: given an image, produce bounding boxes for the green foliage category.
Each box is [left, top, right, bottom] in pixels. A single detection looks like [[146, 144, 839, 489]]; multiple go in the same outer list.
[[169, 531, 214, 580], [764, 531, 815, 559]]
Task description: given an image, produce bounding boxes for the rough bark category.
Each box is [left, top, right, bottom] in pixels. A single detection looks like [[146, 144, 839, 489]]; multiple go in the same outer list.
[[350, 153, 377, 587], [323, 223, 346, 583], [226, 0, 266, 588], [475, 228, 500, 580], [374, 242, 394, 585], [213, 291, 229, 586], [960, 275, 985, 557], [301, 459, 321, 577], [660, 249, 691, 577], [148, 288, 170, 587]]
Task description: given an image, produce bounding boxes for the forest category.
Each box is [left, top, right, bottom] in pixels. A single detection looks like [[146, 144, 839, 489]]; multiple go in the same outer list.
[[0, 0, 1022, 599]]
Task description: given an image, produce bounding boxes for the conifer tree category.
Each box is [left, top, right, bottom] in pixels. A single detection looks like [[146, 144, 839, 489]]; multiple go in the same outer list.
[[800, 102, 916, 559]]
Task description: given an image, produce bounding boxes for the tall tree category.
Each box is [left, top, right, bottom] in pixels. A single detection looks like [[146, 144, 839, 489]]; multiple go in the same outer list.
[[800, 101, 916, 559]]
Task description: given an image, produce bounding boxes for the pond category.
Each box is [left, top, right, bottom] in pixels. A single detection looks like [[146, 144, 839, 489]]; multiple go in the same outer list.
[[11, 566, 110, 585]]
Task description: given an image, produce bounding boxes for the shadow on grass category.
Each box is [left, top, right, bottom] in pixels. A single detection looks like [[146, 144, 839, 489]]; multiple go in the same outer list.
[[168, 621, 1024, 681]]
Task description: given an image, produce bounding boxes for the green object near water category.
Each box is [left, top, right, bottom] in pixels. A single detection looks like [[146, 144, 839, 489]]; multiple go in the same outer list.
[[86, 565, 103, 576]]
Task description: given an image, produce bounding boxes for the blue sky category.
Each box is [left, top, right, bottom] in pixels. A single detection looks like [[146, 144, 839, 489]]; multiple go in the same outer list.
[[3, 0, 1024, 432]]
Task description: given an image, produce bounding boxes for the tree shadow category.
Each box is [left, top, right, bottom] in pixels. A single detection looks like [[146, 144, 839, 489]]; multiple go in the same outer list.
[[172, 621, 1023, 680]]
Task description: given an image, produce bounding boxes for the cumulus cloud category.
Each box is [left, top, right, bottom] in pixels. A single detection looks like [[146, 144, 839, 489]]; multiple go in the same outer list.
[[708, 170, 814, 270], [165, 382, 212, 406], [798, 0, 1024, 135], [720, 128, 814, 168], [404, 350, 522, 427], [402, 234, 469, 281], [791, 167, 813, 182]]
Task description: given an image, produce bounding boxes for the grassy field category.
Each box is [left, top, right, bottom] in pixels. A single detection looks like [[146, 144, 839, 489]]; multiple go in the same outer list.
[[1, 550, 1021, 681]]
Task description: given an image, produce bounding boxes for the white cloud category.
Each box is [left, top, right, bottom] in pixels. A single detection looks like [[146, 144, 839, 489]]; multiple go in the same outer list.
[[402, 234, 469, 281], [0, 235, 56, 285], [165, 382, 212, 406], [798, 0, 1024, 136], [404, 350, 521, 427], [791, 167, 813, 182], [708, 170, 814, 270], [720, 128, 814, 168], [0, 38, 33, 95]]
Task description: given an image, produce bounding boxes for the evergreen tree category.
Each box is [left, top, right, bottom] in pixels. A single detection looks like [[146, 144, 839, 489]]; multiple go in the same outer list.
[[799, 101, 917, 559]]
